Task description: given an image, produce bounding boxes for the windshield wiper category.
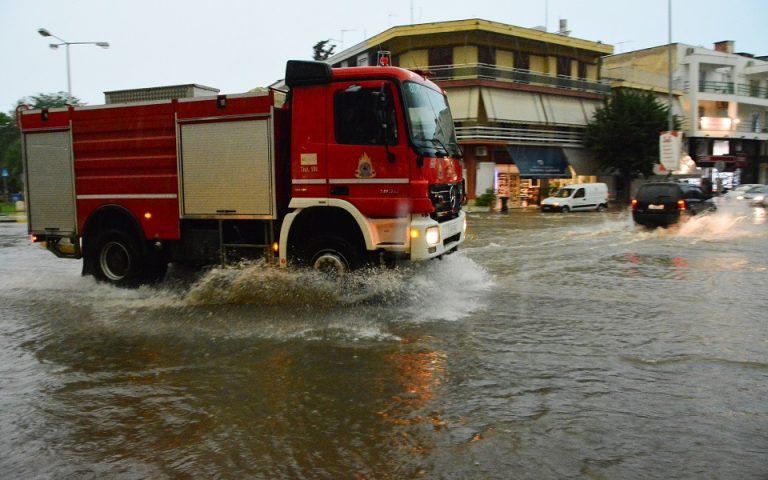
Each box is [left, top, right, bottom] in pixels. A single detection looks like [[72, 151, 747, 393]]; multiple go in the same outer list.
[[429, 137, 449, 157], [447, 140, 463, 159]]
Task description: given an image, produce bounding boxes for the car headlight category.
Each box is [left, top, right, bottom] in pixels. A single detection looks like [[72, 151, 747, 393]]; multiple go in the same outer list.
[[754, 195, 765, 202], [425, 226, 440, 246], [552, 202, 560, 207]]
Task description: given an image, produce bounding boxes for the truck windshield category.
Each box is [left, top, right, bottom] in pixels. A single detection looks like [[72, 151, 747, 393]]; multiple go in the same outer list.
[[554, 188, 575, 198], [402, 81, 460, 157]]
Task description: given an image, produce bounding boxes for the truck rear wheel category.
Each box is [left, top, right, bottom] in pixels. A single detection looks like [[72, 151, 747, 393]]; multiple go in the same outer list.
[[90, 229, 148, 287]]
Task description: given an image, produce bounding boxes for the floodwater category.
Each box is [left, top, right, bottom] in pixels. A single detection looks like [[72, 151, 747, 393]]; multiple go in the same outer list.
[[1, 206, 767, 479]]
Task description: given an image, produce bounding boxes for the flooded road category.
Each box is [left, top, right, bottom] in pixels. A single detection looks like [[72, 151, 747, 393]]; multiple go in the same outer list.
[[1, 207, 767, 479]]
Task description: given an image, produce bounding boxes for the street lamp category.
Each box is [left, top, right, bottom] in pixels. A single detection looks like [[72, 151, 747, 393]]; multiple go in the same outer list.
[[37, 28, 110, 103]]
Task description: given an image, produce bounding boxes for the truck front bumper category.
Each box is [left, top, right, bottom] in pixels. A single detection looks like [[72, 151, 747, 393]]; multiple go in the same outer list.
[[407, 211, 466, 261]]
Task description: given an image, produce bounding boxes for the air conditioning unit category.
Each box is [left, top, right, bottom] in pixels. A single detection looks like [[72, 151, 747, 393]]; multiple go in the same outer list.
[[475, 146, 488, 157]]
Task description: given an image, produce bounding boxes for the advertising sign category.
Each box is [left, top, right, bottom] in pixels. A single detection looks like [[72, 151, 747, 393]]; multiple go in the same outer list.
[[659, 131, 682, 171]]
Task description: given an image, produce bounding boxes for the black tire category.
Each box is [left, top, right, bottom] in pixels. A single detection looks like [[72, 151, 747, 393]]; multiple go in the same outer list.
[[90, 229, 148, 287], [597, 204, 607, 212], [561, 206, 570, 214], [306, 236, 361, 277]]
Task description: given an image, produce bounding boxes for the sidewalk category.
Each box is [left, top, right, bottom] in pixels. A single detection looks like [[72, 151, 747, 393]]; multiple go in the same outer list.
[[0, 212, 26, 223]]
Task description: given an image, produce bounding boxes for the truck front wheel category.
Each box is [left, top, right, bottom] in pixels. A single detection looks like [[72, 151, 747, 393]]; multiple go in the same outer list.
[[90, 229, 147, 287], [306, 236, 361, 277]]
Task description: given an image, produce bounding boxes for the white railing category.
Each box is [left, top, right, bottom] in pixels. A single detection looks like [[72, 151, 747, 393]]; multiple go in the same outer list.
[[456, 125, 585, 146], [429, 63, 611, 95]]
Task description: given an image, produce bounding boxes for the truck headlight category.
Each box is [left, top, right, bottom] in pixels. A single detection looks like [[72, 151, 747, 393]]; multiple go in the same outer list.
[[425, 226, 440, 246]]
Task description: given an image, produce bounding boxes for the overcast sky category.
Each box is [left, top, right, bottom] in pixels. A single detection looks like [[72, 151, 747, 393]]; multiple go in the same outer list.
[[1, 0, 765, 112]]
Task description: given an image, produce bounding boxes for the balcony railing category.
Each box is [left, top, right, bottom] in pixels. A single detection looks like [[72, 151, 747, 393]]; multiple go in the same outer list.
[[698, 116, 768, 135], [692, 81, 768, 99], [429, 63, 611, 95], [456, 125, 585, 146]]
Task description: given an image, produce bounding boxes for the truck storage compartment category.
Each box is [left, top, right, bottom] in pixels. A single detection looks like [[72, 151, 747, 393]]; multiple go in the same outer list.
[[24, 130, 77, 235], [179, 118, 275, 218]]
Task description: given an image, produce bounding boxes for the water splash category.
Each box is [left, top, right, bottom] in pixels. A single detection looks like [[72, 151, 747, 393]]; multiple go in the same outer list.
[[181, 254, 491, 318], [675, 205, 767, 240]]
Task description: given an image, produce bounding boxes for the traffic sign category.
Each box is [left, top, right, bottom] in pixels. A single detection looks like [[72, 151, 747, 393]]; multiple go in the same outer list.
[[659, 131, 681, 172]]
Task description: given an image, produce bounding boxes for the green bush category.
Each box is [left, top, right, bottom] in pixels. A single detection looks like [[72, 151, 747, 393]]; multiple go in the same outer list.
[[474, 188, 496, 207]]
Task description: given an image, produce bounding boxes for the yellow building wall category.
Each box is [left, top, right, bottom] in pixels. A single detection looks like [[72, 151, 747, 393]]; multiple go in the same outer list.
[[530, 55, 547, 73], [398, 49, 429, 69], [547, 56, 558, 75], [496, 50, 514, 68], [586, 64, 598, 80], [602, 46, 677, 90], [454, 45, 478, 64]]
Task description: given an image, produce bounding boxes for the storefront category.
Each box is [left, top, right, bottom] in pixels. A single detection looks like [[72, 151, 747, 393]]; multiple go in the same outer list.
[[499, 146, 571, 207], [470, 144, 605, 207]]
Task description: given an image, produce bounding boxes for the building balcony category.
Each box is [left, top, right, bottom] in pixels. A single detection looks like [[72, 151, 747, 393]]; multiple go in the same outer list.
[[429, 63, 611, 96], [696, 116, 768, 139], [689, 81, 768, 100]]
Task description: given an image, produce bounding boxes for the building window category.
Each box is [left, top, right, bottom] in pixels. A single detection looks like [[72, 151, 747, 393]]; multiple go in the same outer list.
[[578, 61, 588, 79], [557, 56, 572, 77], [357, 52, 371, 67], [478, 46, 495, 65], [429, 46, 453, 67], [514, 51, 530, 70]]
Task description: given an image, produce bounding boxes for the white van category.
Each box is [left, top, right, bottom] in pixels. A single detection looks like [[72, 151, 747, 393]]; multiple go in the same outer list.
[[540, 183, 609, 213]]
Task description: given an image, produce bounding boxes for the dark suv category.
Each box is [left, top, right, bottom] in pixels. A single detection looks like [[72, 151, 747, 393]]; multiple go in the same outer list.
[[632, 182, 716, 227]]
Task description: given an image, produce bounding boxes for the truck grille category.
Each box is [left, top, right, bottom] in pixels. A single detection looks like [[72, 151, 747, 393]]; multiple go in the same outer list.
[[429, 182, 463, 222]]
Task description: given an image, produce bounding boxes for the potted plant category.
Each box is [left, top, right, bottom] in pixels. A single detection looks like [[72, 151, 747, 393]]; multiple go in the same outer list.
[[473, 188, 497, 212]]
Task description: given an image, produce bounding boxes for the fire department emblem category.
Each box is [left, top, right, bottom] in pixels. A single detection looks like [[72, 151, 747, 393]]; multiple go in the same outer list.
[[355, 152, 376, 178]]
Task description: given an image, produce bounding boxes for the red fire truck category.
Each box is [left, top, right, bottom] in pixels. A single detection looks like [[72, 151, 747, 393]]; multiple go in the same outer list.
[[19, 60, 466, 286]]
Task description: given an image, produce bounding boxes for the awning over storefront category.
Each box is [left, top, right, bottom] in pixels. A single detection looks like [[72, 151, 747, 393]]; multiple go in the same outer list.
[[446, 87, 480, 121], [540, 96, 595, 126], [697, 155, 748, 168], [480, 89, 600, 126], [481, 88, 547, 123], [507, 146, 571, 178]]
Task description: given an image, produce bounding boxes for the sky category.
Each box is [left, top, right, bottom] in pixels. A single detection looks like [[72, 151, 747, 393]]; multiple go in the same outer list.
[[1, 0, 765, 112]]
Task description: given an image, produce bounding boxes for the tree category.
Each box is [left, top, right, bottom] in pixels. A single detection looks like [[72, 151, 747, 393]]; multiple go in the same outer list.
[[16, 92, 82, 111], [312, 40, 336, 61], [584, 89, 680, 202], [1, 92, 83, 197]]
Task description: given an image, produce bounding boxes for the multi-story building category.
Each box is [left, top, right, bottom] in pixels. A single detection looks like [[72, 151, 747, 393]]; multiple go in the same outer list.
[[326, 19, 614, 206], [603, 41, 768, 188]]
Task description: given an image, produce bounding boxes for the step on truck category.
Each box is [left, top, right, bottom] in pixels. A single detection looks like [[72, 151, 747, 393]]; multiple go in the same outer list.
[[19, 60, 467, 286]]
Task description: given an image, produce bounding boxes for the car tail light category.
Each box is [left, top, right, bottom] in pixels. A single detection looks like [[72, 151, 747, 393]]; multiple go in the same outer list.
[[677, 199, 686, 210], [631, 199, 638, 210]]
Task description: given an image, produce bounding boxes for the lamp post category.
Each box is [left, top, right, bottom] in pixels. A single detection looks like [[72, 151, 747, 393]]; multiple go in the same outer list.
[[667, 0, 673, 132], [37, 28, 109, 103]]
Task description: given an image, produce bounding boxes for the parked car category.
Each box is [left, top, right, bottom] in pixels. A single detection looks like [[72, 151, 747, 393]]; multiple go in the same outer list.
[[741, 185, 768, 207], [720, 183, 764, 203], [540, 183, 609, 213], [632, 182, 716, 227]]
